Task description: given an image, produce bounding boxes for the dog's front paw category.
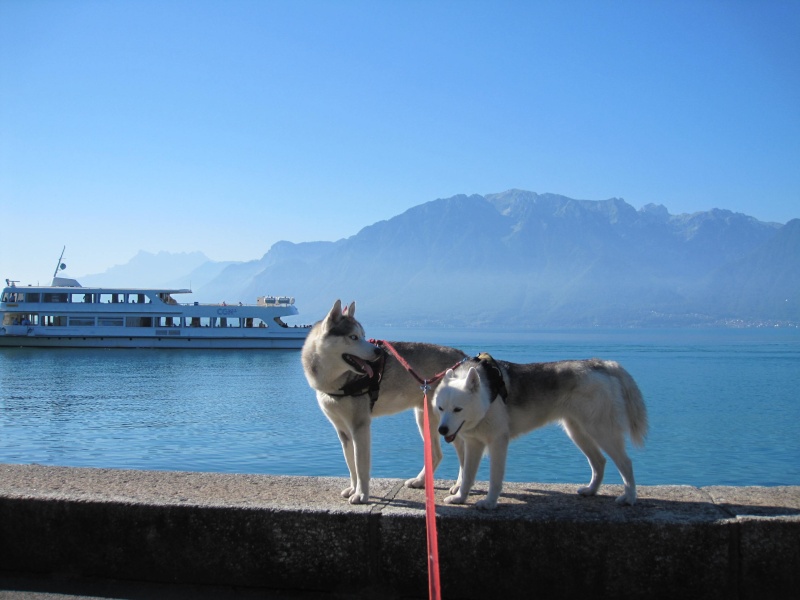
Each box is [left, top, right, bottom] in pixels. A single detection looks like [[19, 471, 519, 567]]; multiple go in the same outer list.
[[577, 485, 598, 497], [443, 494, 465, 505], [474, 498, 498, 510], [348, 492, 369, 505], [340, 486, 355, 499], [615, 492, 636, 506], [404, 476, 424, 489]]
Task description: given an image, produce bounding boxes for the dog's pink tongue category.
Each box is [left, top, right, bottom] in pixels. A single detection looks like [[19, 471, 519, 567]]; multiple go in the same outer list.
[[353, 357, 373, 378], [445, 433, 456, 444], [363, 361, 374, 378]]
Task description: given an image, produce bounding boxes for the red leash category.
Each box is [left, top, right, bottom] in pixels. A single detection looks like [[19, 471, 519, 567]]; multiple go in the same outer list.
[[372, 340, 455, 600], [372, 339, 453, 387], [422, 380, 441, 600]]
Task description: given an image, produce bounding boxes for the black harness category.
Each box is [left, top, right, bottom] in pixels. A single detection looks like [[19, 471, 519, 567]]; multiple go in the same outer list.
[[329, 346, 507, 410], [329, 348, 386, 411], [474, 352, 509, 403]]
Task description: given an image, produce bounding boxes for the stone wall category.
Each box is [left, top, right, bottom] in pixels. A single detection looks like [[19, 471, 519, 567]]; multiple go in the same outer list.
[[1, 464, 798, 599]]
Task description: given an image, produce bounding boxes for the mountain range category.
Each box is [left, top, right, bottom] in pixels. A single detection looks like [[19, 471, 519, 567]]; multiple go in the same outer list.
[[79, 190, 799, 328]]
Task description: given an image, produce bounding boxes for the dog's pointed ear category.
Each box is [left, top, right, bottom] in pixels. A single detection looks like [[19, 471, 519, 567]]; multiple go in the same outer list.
[[466, 367, 481, 393], [323, 300, 343, 330], [343, 301, 356, 317], [445, 368, 456, 380]]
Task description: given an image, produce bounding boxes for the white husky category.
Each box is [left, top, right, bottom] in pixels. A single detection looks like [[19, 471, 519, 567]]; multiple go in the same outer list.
[[301, 300, 467, 504], [433, 354, 648, 509]]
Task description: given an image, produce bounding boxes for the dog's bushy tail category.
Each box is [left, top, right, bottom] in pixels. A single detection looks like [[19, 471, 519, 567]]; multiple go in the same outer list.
[[615, 365, 648, 447]]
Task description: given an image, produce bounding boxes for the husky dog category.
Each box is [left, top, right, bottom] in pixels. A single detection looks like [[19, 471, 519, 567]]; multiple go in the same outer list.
[[433, 354, 648, 509], [301, 300, 467, 504]]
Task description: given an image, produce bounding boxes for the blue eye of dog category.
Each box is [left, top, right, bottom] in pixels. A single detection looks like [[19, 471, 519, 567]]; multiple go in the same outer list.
[[349, 334, 358, 340]]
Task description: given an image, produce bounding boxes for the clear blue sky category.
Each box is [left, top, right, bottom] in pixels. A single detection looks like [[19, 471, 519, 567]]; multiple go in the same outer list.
[[2, 0, 798, 283]]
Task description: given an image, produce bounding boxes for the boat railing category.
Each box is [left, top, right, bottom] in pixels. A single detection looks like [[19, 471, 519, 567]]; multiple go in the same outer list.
[[184, 298, 296, 308]]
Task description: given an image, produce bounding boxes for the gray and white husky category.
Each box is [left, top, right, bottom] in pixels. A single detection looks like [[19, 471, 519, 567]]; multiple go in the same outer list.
[[433, 354, 648, 509], [301, 300, 467, 504]]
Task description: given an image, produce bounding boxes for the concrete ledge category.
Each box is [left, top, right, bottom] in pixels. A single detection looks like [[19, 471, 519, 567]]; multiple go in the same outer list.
[[1, 464, 798, 599]]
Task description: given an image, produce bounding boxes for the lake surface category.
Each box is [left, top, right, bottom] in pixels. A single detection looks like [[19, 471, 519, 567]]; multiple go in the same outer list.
[[1, 327, 798, 488]]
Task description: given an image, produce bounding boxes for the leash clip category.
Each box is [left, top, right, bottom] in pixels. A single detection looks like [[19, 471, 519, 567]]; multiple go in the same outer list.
[[420, 379, 430, 393]]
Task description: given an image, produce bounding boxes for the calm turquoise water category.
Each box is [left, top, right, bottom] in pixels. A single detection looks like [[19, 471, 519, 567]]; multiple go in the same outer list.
[[1, 327, 798, 487]]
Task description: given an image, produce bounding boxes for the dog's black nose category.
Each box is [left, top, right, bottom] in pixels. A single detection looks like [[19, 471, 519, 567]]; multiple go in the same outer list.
[[438, 425, 448, 436]]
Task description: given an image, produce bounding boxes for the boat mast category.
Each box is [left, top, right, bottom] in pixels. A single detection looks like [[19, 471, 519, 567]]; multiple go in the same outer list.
[[53, 246, 67, 279]]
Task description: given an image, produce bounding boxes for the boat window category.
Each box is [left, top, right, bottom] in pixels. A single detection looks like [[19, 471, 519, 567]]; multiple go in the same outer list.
[[68, 317, 95, 327], [70, 293, 96, 303], [43, 293, 69, 303], [2, 291, 25, 302], [41, 315, 67, 326], [2, 313, 36, 325], [157, 316, 182, 327], [189, 317, 212, 327], [97, 293, 126, 304], [98, 317, 124, 327], [25, 293, 40, 303], [126, 317, 153, 327], [7, 313, 27, 325]]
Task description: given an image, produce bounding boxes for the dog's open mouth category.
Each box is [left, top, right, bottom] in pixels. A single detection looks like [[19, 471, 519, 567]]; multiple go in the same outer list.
[[444, 422, 463, 444], [342, 354, 374, 378]]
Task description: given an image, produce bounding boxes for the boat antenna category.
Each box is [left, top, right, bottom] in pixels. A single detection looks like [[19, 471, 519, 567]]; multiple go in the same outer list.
[[53, 246, 67, 279]]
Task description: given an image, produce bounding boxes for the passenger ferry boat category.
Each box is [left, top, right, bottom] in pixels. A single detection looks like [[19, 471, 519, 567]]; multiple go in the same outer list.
[[1, 255, 311, 349]]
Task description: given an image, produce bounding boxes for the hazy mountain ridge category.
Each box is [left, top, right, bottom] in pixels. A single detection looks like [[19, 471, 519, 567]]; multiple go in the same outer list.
[[79, 251, 218, 289], [80, 191, 797, 328]]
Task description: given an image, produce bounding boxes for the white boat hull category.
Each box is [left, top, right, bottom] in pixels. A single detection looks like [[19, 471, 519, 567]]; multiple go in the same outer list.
[[0, 327, 307, 349]]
